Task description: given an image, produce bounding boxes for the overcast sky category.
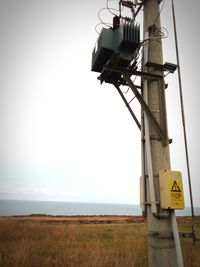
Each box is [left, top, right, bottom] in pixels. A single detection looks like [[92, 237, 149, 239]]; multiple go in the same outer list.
[[0, 0, 199, 206]]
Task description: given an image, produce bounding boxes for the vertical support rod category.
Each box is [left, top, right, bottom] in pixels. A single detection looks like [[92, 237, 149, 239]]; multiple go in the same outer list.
[[143, 34, 158, 215], [171, 0, 196, 245], [143, 78, 158, 215], [141, 107, 147, 216], [171, 212, 185, 267]]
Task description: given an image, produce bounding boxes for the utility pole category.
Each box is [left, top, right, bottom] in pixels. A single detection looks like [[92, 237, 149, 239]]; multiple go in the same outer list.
[[91, 1, 184, 266], [143, 0, 183, 266]]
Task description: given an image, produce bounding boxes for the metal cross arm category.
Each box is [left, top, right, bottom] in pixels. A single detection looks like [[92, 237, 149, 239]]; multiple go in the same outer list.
[[99, 64, 168, 145], [102, 65, 163, 81]]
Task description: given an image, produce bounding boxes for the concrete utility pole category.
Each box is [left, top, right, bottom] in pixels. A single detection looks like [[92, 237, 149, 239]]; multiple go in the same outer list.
[[143, 0, 183, 266], [91, 1, 185, 265]]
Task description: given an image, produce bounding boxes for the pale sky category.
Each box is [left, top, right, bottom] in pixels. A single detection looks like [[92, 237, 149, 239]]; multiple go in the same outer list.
[[0, 0, 199, 206]]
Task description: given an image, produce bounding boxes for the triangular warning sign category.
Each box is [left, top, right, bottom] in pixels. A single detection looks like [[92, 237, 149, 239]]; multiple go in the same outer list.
[[171, 181, 181, 192]]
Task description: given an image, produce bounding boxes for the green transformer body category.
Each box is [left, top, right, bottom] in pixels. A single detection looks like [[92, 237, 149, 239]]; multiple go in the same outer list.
[[91, 21, 140, 83]]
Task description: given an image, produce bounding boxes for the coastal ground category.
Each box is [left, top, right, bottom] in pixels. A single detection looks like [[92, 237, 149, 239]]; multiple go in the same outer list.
[[0, 215, 199, 267]]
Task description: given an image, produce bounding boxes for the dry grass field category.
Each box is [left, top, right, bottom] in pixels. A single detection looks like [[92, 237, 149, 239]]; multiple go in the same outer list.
[[0, 215, 199, 267]]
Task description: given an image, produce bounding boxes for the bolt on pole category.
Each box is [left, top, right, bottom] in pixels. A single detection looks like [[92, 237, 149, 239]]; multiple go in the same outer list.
[[143, 0, 184, 266]]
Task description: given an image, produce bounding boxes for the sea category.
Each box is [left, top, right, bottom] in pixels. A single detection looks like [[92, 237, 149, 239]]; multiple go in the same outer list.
[[0, 199, 199, 216]]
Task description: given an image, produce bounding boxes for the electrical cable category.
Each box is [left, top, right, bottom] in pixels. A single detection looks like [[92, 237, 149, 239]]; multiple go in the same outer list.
[[140, 28, 168, 47], [135, 56, 143, 69], [122, 48, 143, 95], [96, 0, 137, 34], [98, 8, 113, 28], [153, 0, 166, 26], [158, 27, 169, 39], [95, 23, 103, 34], [106, 0, 120, 16], [164, 71, 171, 78], [128, 95, 136, 104], [122, 87, 130, 94], [171, 0, 199, 245], [142, 2, 168, 46], [122, 67, 141, 95], [97, 3, 123, 32], [95, 22, 112, 34]]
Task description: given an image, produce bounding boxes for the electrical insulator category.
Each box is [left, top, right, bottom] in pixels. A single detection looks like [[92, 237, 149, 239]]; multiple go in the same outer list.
[[113, 16, 120, 30]]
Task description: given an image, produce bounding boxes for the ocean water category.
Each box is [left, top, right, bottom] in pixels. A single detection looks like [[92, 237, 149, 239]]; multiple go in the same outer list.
[[0, 200, 140, 216], [0, 199, 199, 216]]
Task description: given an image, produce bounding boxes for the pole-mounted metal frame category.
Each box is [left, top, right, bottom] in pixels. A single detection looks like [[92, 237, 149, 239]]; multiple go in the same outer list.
[[99, 64, 169, 147]]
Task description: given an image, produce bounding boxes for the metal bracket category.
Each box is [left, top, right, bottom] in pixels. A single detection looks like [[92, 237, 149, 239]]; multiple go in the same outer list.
[[150, 135, 173, 144], [179, 231, 200, 242], [179, 232, 194, 238], [145, 61, 178, 73], [148, 230, 173, 239], [102, 65, 163, 81], [122, 72, 168, 146], [99, 64, 169, 147]]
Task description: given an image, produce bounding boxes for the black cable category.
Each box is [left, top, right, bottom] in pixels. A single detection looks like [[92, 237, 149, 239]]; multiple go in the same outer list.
[[153, 0, 166, 26], [122, 87, 130, 94], [171, 0, 199, 245], [128, 95, 136, 104]]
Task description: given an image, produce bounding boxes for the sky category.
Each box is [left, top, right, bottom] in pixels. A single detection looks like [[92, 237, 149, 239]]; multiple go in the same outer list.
[[0, 0, 199, 206]]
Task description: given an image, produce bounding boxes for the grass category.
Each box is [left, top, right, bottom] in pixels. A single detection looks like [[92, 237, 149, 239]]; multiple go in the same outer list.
[[0, 216, 199, 267]]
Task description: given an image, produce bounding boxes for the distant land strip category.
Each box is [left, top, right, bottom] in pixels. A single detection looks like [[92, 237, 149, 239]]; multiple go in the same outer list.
[[0, 215, 199, 225]]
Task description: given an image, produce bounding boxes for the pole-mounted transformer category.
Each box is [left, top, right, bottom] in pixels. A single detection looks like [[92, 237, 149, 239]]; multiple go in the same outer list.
[[91, 18, 140, 84]]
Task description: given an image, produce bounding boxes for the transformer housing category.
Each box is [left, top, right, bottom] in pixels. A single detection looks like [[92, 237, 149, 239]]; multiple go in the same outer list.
[[91, 21, 140, 83]]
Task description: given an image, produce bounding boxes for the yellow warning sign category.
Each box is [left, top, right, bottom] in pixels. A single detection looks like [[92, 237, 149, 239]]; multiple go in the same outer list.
[[171, 181, 181, 192], [168, 179, 184, 209], [159, 170, 185, 210]]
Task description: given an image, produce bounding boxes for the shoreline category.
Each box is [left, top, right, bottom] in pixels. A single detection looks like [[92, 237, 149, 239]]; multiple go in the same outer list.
[[0, 214, 199, 224]]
